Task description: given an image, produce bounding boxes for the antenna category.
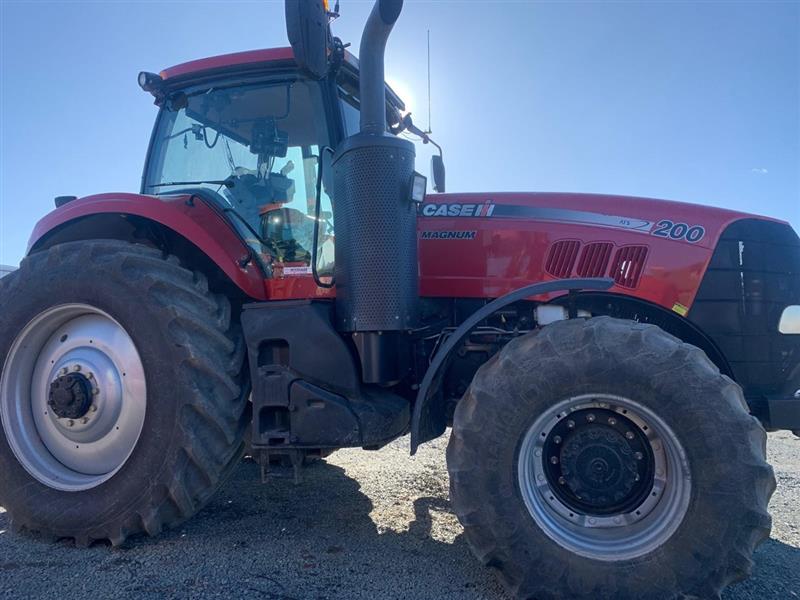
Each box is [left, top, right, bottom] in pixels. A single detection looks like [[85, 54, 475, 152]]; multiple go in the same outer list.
[[425, 29, 432, 134]]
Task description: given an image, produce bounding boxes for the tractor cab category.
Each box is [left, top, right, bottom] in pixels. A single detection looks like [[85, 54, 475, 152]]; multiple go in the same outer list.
[[139, 47, 407, 281]]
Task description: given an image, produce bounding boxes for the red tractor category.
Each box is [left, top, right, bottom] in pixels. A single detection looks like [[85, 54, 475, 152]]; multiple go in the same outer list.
[[1, 2, 797, 598]]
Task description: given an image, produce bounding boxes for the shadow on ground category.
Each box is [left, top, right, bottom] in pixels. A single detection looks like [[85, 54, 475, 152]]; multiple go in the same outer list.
[[0, 459, 507, 600], [0, 457, 797, 600]]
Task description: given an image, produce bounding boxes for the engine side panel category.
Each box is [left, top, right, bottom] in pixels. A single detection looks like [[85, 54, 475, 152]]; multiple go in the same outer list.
[[417, 192, 781, 314]]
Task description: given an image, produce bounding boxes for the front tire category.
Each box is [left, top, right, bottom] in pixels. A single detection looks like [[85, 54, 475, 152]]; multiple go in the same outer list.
[[447, 317, 775, 599], [0, 240, 247, 546]]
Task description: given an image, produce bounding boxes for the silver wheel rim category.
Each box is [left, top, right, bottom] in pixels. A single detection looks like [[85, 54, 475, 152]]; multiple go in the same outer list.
[[517, 394, 691, 561], [1, 304, 146, 491]]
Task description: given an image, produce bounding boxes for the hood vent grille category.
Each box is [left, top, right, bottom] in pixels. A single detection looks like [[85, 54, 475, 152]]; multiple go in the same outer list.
[[612, 245, 649, 288], [576, 242, 614, 278], [545, 240, 649, 288], [545, 240, 581, 278]]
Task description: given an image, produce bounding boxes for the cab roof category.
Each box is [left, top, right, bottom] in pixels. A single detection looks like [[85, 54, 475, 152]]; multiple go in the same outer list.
[[160, 47, 297, 81], [158, 46, 405, 111]]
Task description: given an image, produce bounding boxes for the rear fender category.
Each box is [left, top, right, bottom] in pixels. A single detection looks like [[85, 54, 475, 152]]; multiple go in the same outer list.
[[410, 277, 614, 453], [27, 193, 267, 300]]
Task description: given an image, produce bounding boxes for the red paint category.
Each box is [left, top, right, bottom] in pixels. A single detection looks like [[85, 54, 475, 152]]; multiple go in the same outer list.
[[28, 193, 268, 300], [29, 191, 784, 315], [267, 262, 335, 299], [159, 47, 366, 83], [416, 192, 785, 312], [265, 271, 335, 299], [160, 48, 295, 81]]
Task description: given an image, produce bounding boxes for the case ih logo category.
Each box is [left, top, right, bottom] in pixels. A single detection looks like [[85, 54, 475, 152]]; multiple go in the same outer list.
[[420, 203, 496, 217]]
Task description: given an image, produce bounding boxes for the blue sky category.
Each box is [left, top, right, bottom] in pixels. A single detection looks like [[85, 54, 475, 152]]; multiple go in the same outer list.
[[1, 0, 798, 267]]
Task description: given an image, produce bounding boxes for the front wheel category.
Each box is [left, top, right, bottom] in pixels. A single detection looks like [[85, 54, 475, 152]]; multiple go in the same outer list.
[[0, 240, 247, 545], [447, 317, 775, 600]]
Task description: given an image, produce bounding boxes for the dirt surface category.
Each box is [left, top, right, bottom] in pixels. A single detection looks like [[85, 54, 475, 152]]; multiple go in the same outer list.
[[1, 431, 798, 599]]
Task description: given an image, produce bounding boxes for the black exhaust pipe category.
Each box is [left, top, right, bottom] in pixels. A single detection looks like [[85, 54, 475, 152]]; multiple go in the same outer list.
[[358, 0, 403, 134], [332, 0, 418, 384]]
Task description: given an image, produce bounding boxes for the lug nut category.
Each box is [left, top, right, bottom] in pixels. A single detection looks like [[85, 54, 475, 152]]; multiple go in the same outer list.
[[567, 420, 576, 429], [82, 417, 89, 425], [586, 414, 596, 423], [558, 476, 566, 485], [67, 420, 75, 427], [59, 368, 68, 376], [550, 456, 559, 465], [91, 404, 98, 413], [625, 431, 635, 440], [73, 365, 81, 372], [635, 452, 643, 460], [553, 435, 562, 444], [608, 417, 617, 426], [92, 388, 99, 396]]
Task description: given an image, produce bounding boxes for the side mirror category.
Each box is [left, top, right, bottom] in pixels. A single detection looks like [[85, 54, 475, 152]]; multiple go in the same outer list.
[[431, 155, 446, 193], [285, 0, 331, 79]]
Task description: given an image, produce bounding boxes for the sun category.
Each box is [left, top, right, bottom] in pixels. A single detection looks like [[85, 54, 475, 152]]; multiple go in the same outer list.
[[386, 77, 416, 116]]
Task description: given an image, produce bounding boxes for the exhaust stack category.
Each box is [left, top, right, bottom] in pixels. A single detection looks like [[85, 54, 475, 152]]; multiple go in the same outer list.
[[332, 0, 418, 384], [358, 0, 403, 134]]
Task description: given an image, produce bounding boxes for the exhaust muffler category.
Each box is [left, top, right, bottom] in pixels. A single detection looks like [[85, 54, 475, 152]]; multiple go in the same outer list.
[[332, 0, 418, 384]]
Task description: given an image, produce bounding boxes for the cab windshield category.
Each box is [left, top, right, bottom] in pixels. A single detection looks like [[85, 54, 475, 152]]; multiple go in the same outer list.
[[144, 80, 335, 275]]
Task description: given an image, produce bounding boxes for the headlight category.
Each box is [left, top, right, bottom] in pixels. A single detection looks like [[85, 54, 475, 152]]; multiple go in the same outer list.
[[137, 71, 163, 93], [410, 172, 427, 204], [779, 305, 800, 334]]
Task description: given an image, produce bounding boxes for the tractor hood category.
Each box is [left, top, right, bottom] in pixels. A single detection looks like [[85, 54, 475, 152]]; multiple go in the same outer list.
[[416, 191, 793, 311], [418, 191, 783, 251]]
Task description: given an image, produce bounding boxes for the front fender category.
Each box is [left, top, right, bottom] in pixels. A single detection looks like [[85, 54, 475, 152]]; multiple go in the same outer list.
[[28, 192, 267, 300], [410, 277, 614, 454]]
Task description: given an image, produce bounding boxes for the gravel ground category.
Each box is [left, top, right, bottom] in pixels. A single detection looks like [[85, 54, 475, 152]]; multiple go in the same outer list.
[[1, 431, 798, 599]]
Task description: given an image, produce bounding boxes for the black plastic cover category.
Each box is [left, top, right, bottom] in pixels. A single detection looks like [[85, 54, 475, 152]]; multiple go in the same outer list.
[[242, 300, 410, 449], [242, 300, 360, 403], [689, 219, 800, 428], [54, 195, 77, 208], [284, 0, 330, 79]]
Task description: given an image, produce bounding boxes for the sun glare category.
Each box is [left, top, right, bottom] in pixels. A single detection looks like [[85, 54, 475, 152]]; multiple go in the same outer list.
[[386, 77, 415, 115]]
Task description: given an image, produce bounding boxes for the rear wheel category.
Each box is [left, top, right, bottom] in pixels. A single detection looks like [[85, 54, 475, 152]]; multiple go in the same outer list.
[[0, 240, 247, 545], [447, 317, 775, 600]]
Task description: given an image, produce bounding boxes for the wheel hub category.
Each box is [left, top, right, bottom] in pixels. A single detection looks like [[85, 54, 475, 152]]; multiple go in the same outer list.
[[48, 372, 93, 420], [544, 408, 654, 516], [0, 304, 147, 491], [517, 394, 692, 561]]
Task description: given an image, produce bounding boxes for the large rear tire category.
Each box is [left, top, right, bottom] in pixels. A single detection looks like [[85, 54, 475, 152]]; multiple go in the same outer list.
[[447, 316, 775, 600], [0, 240, 247, 546]]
